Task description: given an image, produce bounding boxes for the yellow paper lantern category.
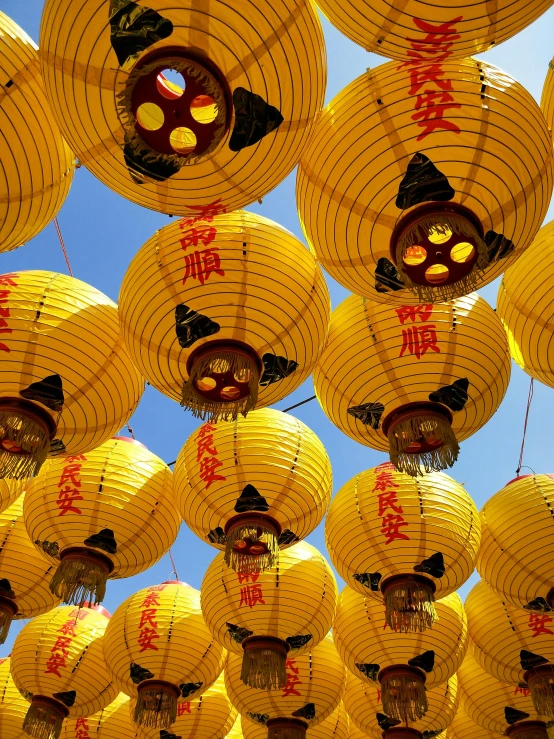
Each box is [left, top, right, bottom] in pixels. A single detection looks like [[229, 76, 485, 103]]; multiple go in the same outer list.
[[0, 493, 61, 644], [348, 726, 369, 739], [103, 581, 226, 730], [458, 650, 552, 739], [11, 603, 117, 739], [242, 703, 349, 739], [312, 1, 553, 60], [0, 270, 144, 479], [225, 632, 346, 739], [201, 541, 337, 691], [0, 13, 74, 253], [0, 656, 29, 739], [477, 474, 554, 612], [325, 462, 479, 632], [0, 476, 24, 513], [313, 292, 510, 476], [446, 709, 500, 739], [541, 59, 554, 138], [466, 579, 554, 718], [496, 220, 554, 388], [61, 693, 137, 739], [39, 0, 325, 216], [175, 408, 332, 575], [24, 436, 181, 607], [297, 59, 553, 304], [344, 668, 458, 739], [333, 586, 467, 723]]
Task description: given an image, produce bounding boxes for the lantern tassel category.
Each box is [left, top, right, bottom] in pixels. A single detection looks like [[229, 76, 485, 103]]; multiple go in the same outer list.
[[134, 682, 178, 729], [0, 597, 18, 644], [49, 551, 112, 607], [225, 522, 279, 575], [380, 670, 428, 722], [0, 409, 50, 479], [388, 414, 459, 476], [23, 698, 68, 739], [241, 637, 288, 690], [384, 581, 436, 633], [529, 669, 554, 717]]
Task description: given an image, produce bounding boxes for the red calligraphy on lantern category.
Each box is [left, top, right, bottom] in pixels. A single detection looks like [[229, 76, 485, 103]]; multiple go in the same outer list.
[[196, 423, 226, 489], [74, 718, 91, 739], [528, 613, 554, 637], [56, 455, 87, 516], [137, 584, 168, 653], [514, 686, 531, 697], [398, 18, 462, 141], [237, 572, 260, 585], [178, 703, 192, 716], [0, 273, 19, 353], [179, 199, 227, 285], [239, 584, 265, 609], [282, 658, 302, 698], [372, 463, 409, 545], [396, 304, 440, 360], [45, 611, 89, 677]]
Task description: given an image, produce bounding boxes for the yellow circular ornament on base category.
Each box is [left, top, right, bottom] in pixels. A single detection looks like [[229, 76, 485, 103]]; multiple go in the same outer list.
[[0, 657, 29, 739], [61, 694, 137, 739]]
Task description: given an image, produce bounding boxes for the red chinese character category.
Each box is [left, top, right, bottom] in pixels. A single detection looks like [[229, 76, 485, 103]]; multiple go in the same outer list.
[[199, 456, 226, 489], [528, 613, 554, 637], [0, 274, 19, 287], [51, 636, 72, 657], [411, 97, 462, 140], [196, 434, 218, 462], [57, 620, 78, 637], [45, 653, 67, 677], [141, 592, 161, 609], [376, 688, 382, 702], [378, 491, 404, 517], [239, 585, 266, 609], [237, 572, 260, 585], [372, 472, 399, 492], [408, 17, 462, 49], [64, 455, 87, 463], [58, 464, 82, 488], [180, 199, 227, 227], [381, 514, 410, 544], [285, 659, 299, 674], [68, 608, 89, 620], [282, 672, 302, 697], [514, 686, 530, 697], [183, 248, 225, 286], [56, 487, 84, 516], [75, 719, 89, 730], [400, 62, 453, 93], [400, 324, 441, 359], [180, 225, 217, 250], [139, 609, 158, 629], [138, 626, 160, 652], [197, 423, 217, 438], [395, 305, 433, 325], [178, 703, 192, 716]]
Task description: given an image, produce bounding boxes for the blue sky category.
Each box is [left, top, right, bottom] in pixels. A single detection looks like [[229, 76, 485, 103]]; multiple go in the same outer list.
[[1, 0, 554, 651]]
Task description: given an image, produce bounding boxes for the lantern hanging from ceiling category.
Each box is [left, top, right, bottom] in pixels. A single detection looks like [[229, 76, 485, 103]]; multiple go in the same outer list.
[[496, 220, 554, 389], [313, 292, 510, 476], [446, 709, 498, 739], [225, 632, 346, 739], [11, 603, 116, 739], [333, 586, 467, 723], [312, 1, 553, 61], [541, 58, 554, 138], [201, 541, 337, 691], [466, 579, 554, 717], [0, 270, 144, 480], [344, 668, 458, 739], [0, 493, 61, 644], [0, 656, 30, 739], [61, 693, 136, 739], [325, 462, 480, 632], [39, 0, 326, 216], [175, 408, 332, 575], [242, 702, 349, 739], [296, 59, 553, 304], [119, 211, 329, 423], [458, 650, 552, 739], [0, 12, 74, 254], [477, 474, 554, 612], [103, 580, 226, 729], [24, 436, 181, 607]]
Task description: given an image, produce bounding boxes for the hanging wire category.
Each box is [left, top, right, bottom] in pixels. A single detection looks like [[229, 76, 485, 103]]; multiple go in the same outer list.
[[127, 424, 136, 440], [516, 378, 534, 476], [168, 549, 179, 580], [282, 395, 316, 412], [53, 217, 73, 276]]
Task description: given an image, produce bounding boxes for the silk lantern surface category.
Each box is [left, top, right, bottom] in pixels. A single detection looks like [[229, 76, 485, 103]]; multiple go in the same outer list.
[[39, 0, 326, 216], [0, 656, 30, 739], [446, 709, 499, 739], [175, 408, 332, 575], [241, 703, 349, 739], [297, 59, 553, 304], [0, 476, 23, 514], [541, 59, 554, 139], [61, 693, 137, 739]]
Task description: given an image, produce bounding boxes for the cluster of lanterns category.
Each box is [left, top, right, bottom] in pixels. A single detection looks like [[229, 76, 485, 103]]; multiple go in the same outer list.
[[1, 2, 554, 739]]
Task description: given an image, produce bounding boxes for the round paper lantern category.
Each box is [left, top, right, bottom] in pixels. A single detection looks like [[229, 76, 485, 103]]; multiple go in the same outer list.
[[61, 693, 137, 739], [11, 603, 116, 739], [0, 270, 144, 479], [0, 656, 29, 739], [344, 668, 457, 739], [477, 475, 554, 612], [201, 541, 337, 691], [541, 58, 554, 138], [39, 0, 325, 216], [496, 220, 554, 388], [0, 476, 24, 514], [458, 650, 552, 739], [175, 408, 332, 574], [348, 726, 369, 739], [466, 580, 554, 717], [242, 703, 349, 739], [333, 586, 467, 723], [0, 493, 61, 644], [325, 462, 479, 632], [312, 1, 553, 60], [24, 436, 181, 606], [297, 59, 553, 304], [446, 709, 499, 739], [225, 632, 346, 739], [119, 211, 329, 423], [0, 12, 74, 253], [103, 581, 226, 729], [313, 292, 510, 476]]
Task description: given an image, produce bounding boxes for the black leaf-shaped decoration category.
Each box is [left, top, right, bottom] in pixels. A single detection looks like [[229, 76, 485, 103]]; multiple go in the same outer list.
[[35, 539, 60, 559], [408, 650, 435, 673], [179, 682, 202, 698], [396, 153, 455, 210], [160, 731, 182, 739], [292, 703, 316, 721], [130, 662, 154, 684], [123, 140, 181, 184], [20, 374, 64, 412], [246, 713, 269, 725], [109, 1, 173, 67], [49, 439, 66, 456], [356, 663, 380, 681], [84, 529, 117, 555], [207, 527, 227, 545], [0, 579, 15, 598], [428, 378, 469, 412], [278, 529, 299, 546], [234, 484, 270, 513], [259, 355, 298, 387], [524, 597, 552, 613], [175, 304, 220, 349], [375, 258, 405, 293], [413, 552, 445, 579], [347, 402, 385, 430], [520, 650, 549, 671], [377, 713, 401, 730], [286, 635, 313, 650], [226, 623, 253, 644], [423, 731, 444, 739], [505, 707, 530, 725], [53, 691, 76, 707], [484, 230, 515, 262], [229, 88, 283, 152], [353, 573, 382, 592]]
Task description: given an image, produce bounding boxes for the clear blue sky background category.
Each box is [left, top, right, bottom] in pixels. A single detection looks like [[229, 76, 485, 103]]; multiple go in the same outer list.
[[1, 0, 553, 652]]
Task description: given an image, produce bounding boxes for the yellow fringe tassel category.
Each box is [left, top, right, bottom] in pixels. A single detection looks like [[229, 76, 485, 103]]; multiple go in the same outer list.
[[381, 672, 428, 723], [385, 583, 436, 633], [388, 414, 459, 477], [23, 703, 65, 739], [0, 410, 50, 479], [134, 687, 177, 729], [49, 557, 108, 607], [225, 523, 279, 575], [529, 671, 554, 717], [241, 646, 287, 690]]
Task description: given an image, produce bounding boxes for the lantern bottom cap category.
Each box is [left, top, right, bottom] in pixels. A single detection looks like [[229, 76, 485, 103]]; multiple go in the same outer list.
[[383, 728, 423, 739], [0, 593, 18, 644], [0, 398, 56, 479], [23, 695, 70, 739], [381, 574, 436, 633], [267, 717, 308, 739], [525, 663, 554, 716], [224, 513, 282, 574], [506, 721, 549, 739], [134, 680, 180, 728], [49, 547, 114, 607], [241, 635, 290, 690], [378, 665, 428, 723]]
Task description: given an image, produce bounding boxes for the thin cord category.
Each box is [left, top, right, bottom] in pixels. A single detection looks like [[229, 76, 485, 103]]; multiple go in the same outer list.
[[282, 395, 316, 413], [168, 549, 179, 580], [53, 217, 73, 276], [516, 378, 534, 476], [127, 425, 136, 440]]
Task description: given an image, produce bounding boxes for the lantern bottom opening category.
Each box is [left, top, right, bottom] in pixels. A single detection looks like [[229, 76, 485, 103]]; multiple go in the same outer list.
[[0, 398, 56, 479], [267, 717, 308, 739], [381, 574, 436, 633], [134, 680, 180, 728], [378, 665, 428, 723], [506, 721, 549, 739], [224, 513, 282, 574], [525, 664, 554, 716], [49, 547, 114, 607], [241, 635, 290, 690], [23, 696, 69, 739]]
